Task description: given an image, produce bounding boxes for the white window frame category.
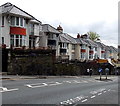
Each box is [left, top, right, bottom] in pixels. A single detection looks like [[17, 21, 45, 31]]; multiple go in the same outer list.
[[10, 35, 26, 47], [81, 44, 86, 49], [81, 53, 85, 59], [10, 16, 24, 27]]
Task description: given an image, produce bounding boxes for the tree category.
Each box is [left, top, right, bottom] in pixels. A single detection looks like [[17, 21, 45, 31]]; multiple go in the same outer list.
[[87, 31, 100, 41]]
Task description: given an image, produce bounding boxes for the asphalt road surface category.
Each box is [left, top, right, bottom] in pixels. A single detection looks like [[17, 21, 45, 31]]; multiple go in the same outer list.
[[1, 76, 119, 105]]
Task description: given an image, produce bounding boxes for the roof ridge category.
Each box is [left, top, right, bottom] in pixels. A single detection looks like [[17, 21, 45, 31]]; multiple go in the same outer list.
[[43, 24, 60, 32]]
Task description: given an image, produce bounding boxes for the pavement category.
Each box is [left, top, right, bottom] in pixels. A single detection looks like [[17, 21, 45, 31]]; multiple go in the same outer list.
[[0, 75, 118, 80], [1, 75, 119, 105]]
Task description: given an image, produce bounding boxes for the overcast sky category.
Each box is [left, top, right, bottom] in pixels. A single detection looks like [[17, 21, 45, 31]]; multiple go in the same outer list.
[[0, 0, 119, 48]]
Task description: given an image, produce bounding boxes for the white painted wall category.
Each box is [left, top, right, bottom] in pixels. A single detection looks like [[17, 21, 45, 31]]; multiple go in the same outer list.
[[34, 24, 39, 36], [97, 47, 101, 59], [86, 46, 89, 60], [75, 44, 80, 60], [68, 43, 72, 60], [2, 15, 10, 48], [39, 34, 47, 47]]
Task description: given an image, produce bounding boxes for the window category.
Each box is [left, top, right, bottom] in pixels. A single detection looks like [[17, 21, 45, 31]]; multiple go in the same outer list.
[[101, 53, 105, 58], [16, 35, 19, 47], [30, 23, 34, 35], [72, 53, 75, 59], [22, 36, 26, 46], [16, 17, 19, 26], [29, 37, 36, 48], [20, 18, 23, 26], [64, 43, 67, 48], [59, 42, 62, 48], [10, 35, 26, 47], [95, 47, 97, 51], [2, 16, 4, 26], [10, 35, 14, 46], [81, 53, 85, 59], [20, 35, 22, 46], [81, 45, 86, 49], [10, 16, 15, 25], [2, 37, 4, 44], [72, 44, 75, 50], [10, 16, 24, 27], [89, 54, 93, 59]]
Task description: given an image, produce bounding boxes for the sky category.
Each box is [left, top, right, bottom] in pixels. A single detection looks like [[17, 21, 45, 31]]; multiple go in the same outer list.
[[0, 0, 119, 48]]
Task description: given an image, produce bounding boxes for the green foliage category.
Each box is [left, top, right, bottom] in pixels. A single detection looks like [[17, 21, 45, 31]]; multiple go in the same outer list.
[[87, 31, 100, 41]]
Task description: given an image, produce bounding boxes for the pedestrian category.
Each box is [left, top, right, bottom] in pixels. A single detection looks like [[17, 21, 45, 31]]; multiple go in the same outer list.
[[105, 68, 109, 80], [89, 68, 93, 77], [99, 68, 102, 80], [87, 68, 90, 75]]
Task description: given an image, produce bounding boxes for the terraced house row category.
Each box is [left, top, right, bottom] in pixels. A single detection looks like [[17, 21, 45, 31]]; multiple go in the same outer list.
[[0, 2, 118, 61]]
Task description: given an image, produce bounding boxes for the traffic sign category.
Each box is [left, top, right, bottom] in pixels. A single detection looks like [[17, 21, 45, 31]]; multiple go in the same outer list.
[[99, 68, 102, 73]]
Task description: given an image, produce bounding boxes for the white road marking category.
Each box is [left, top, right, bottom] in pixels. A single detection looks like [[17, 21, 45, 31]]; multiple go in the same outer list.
[[25, 82, 62, 88], [91, 95, 96, 98], [63, 81, 72, 83], [81, 99, 88, 103], [0, 87, 19, 93], [90, 91, 97, 95], [26, 85, 32, 88], [73, 80, 83, 83], [25, 83, 47, 88], [103, 91, 106, 93], [60, 95, 87, 105], [108, 89, 111, 91], [108, 89, 116, 92], [48, 82, 62, 86], [0, 87, 8, 92], [81, 80, 88, 83], [90, 88, 106, 95], [98, 93, 102, 95]]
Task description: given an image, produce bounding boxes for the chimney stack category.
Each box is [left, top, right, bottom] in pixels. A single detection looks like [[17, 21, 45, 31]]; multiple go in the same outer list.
[[57, 25, 63, 33], [77, 33, 80, 38]]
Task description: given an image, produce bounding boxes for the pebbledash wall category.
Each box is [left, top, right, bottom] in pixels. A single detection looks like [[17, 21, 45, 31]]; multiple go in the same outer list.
[[0, 2, 118, 61]]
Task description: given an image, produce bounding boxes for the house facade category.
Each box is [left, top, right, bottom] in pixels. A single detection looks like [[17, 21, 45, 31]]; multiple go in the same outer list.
[[0, 2, 118, 61], [0, 2, 43, 49]]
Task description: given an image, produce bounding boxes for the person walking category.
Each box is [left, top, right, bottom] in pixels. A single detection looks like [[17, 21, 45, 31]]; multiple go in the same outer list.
[[99, 68, 102, 80], [105, 68, 109, 80], [89, 68, 93, 77], [87, 68, 90, 75]]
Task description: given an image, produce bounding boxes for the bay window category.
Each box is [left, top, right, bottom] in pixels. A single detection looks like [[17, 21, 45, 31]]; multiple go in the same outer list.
[[81, 53, 85, 59], [10, 35, 26, 47]]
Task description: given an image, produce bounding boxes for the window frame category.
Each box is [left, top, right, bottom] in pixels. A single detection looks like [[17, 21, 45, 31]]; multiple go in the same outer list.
[[2, 16, 4, 26], [10, 35, 26, 47]]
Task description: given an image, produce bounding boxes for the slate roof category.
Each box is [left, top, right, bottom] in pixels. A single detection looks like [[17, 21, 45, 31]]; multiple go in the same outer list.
[[105, 46, 111, 51], [42, 24, 60, 34], [83, 39, 98, 47], [109, 46, 118, 52], [75, 38, 88, 45], [95, 42, 106, 48], [58, 33, 77, 44]]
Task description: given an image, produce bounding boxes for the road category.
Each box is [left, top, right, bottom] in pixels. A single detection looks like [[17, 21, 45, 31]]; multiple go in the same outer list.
[[1, 76, 119, 105]]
